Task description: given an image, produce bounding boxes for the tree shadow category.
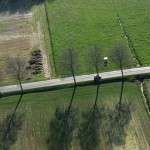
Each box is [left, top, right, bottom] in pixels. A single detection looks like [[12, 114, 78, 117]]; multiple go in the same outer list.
[[118, 80, 125, 109], [44, 0, 57, 75], [0, 113, 25, 150], [77, 83, 105, 150], [77, 105, 105, 150], [0, 0, 45, 14], [105, 80, 132, 147], [0, 93, 25, 150], [106, 101, 132, 147], [47, 85, 78, 150]]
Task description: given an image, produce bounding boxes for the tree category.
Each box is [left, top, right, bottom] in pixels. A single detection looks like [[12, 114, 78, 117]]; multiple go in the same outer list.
[[110, 42, 130, 78], [110, 42, 130, 108], [6, 56, 29, 93], [0, 70, 3, 97], [59, 48, 79, 85], [87, 45, 103, 75]]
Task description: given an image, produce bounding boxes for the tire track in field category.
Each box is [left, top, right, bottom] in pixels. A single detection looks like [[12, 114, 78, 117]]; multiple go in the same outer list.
[[44, 0, 57, 76], [109, 0, 142, 66], [125, 93, 150, 150]]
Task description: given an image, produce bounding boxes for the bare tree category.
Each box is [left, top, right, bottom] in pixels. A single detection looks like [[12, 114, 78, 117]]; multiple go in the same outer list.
[[110, 42, 130, 78], [87, 45, 103, 75], [59, 48, 79, 85], [6, 56, 29, 93], [0, 70, 3, 97], [110, 42, 130, 108]]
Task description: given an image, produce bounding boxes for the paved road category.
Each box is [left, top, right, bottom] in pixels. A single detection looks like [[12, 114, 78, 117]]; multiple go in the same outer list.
[[0, 66, 150, 93]]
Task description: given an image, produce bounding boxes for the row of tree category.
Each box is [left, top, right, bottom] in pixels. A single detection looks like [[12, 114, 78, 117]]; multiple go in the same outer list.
[[0, 42, 131, 149], [1, 41, 130, 94], [59, 42, 130, 84], [47, 42, 131, 150]]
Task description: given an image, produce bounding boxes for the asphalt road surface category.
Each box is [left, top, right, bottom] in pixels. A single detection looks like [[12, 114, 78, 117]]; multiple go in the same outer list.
[[0, 66, 150, 93]]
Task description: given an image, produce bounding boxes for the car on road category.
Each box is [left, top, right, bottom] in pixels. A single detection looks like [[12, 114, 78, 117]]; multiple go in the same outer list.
[[94, 74, 101, 83]]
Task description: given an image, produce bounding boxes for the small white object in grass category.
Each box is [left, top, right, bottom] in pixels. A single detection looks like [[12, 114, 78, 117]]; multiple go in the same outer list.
[[104, 57, 108, 60]]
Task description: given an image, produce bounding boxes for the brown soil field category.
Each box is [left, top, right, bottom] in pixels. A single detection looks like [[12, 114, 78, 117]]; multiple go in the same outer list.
[[0, 5, 50, 83]]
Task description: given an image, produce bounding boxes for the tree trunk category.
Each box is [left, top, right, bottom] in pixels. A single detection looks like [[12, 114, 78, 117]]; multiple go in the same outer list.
[[120, 65, 124, 78], [71, 66, 76, 85], [73, 74, 76, 85], [18, 78, 23, 93]]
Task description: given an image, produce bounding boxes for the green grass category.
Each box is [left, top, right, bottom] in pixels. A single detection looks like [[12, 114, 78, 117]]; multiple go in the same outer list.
[[45, 0, 136, 76], [113, 0, 150, 66], [0, 22, 7, 33], [1, 82, 150, 149]]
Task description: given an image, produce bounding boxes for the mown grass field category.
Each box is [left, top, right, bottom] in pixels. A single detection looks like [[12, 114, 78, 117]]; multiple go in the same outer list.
[[1, 82, 150, 150], [113, 0, 150, 66], [46, 0, 136, 75]]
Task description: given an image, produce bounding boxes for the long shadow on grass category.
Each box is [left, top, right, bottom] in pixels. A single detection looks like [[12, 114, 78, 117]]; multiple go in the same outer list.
[[106, 81, 132, 147], [106, 101, 132, 147], [0, 113, 25, 150], [47, 85, 78, 150], [77, 83, 105, 150], [0, 0, 45, 13], [0, 94, 25, 150]]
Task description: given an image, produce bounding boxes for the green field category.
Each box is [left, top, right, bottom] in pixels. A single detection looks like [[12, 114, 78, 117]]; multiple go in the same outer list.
[[113, 0, 150, 66], [1, 82, 150, 150], [44, 0, 150, 76], [46, 0, 136, 75]]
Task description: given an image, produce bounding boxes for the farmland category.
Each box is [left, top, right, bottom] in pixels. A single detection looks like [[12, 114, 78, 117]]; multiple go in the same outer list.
[[1, 82, 150, 149], [0, 1, 150, 149], [113, 0, 150, 66], [0, 0, 50, 83], [0, 0, 149, 82], [44, 0, 150, 75], [46, 0, 136, 75]]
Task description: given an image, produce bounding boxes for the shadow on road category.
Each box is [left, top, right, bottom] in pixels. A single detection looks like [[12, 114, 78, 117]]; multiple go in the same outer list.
[[47, 85, 78, 150]]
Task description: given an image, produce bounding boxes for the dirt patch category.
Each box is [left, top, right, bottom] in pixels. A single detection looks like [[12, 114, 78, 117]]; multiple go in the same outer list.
[[0, 5, 51, 82], [37, 18, 51, 78], [0, 12, 34, 82]]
